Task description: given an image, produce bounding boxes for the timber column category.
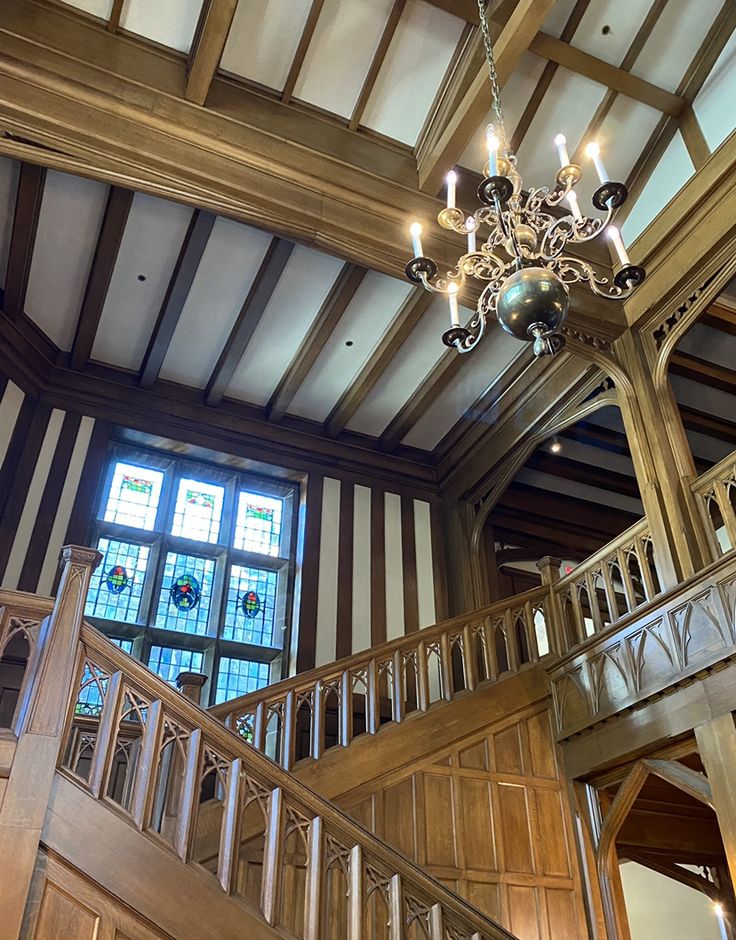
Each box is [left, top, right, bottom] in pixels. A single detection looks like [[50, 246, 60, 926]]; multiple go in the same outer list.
[[613, 330, 711, 588]]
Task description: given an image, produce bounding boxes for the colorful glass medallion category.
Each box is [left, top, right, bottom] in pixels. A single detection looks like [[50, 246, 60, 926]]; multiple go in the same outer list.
[[185, 488, 216, 510], [246, 505, 274, 523], [105, 564, 129, 594], [170, 573, 201, 612], [241, 590, 261, 619], [122, 474, 153, 495]]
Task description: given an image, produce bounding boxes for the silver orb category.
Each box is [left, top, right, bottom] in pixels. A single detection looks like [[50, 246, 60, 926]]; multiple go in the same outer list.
[[503, 223, 538, 258], [495, 266, 569, 343]]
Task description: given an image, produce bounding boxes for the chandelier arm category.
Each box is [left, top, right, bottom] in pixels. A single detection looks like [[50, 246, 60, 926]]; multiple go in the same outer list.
[[551, 255, 643, 300]]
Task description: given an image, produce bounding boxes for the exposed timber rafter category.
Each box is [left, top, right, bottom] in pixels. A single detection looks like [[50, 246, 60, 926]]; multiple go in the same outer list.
[[281, 0, 325, 105], [107, 0, 124, 34], [350, 0, 406, 131], [186, 0, 238, 106], [670, 350, 736, 395], [4, 161, 46, 321]]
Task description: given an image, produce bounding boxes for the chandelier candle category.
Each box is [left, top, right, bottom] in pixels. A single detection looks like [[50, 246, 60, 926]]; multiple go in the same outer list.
[[404, 0, 646, 359]]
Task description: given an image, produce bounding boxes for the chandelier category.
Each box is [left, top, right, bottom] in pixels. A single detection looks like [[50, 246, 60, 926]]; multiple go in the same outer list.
[[405, 0, 646, 358]]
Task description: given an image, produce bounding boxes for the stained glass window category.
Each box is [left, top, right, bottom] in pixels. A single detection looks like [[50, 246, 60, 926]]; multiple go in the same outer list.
[[222, 565, 278, 645], [85, 539, 150, 624], [103, 461, 164, 530], [171, 477, 224, 543], [148, 646, 204, 686], [110, 638, 134, 655], [233, 492, 283, 556], [154, 552, 214, 635], [215, 657, 269, 704]]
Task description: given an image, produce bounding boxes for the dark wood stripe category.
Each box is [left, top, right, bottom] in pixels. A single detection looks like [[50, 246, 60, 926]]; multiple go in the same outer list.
[[140, 209, 216, 387], [5, 163, 46, 321], [71, 186, 134, 370], [0, 372, 8, 402], [430, 501, 449, 622], [206, 237, 294, 405], [0, 392, 34, 523], [296, 472, 323, 673], [400, 494, 419, 633], [17, 411, 82, 591], [370, 487, 387, 646], [0, 400, 52, 583], [335, 481, 354, 659], [108, 0, 125, 32]]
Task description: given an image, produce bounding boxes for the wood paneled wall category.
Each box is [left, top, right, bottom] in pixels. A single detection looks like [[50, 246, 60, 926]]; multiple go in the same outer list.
[[338, 700, 588, 940]]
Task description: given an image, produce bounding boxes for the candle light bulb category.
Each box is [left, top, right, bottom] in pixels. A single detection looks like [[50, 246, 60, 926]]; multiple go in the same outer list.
[[486, 126, 500, 177], [567, 190, 583, 222], [410, 222, 423, 259], [466, 217, 476, 253], [608, 225, 630, 268], [585, 141, 610, 185], [448, 281, 460, 327], [446, 170, 457, 210], [554, 133, 569, 168]]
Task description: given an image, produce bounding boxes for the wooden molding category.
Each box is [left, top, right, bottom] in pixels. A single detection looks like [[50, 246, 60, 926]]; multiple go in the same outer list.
[[4, 162, 46, 321], [185, 0, 238, 106]]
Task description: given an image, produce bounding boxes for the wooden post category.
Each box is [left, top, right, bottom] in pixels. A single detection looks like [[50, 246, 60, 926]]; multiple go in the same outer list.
[[175, 670, 208, 705], [0, 545, 101, 940], [695, 715, 736, 891]]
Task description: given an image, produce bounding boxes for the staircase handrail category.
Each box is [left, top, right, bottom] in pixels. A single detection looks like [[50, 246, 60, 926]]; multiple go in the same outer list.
[[691, 449, 736, 556]]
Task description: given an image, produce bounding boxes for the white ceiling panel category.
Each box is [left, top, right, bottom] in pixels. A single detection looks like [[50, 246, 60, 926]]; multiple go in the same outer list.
[[541, 0, 581, 39], [226, 247, 345, 406], [347, 295, 449, 436], [567, 0, 649, 66], [459, 52, 546, 171], [120, 0, 204, 54], [160, 218, 272, 388], [671, 375, 735, 423], [694, 29, 736, 152], [288, 271, 413, 422], [220, 0, 313, 91], [0, 157, 19, 290], [551, 438, 636, 477], [294, 0, 395, 118], [25, 171, 108, 351], [58, 0, 114, 19], [516, 468, 643, 514], [402, 325, 523, 450], [677, 323, 736, 373], [631, 0, 723, 92], [92, 194, 194, 371], [361, 0, 464, 145], [622, 131, 693, 245]]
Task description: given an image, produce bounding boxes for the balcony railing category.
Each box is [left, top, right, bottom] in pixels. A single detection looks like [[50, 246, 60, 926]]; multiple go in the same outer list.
[[692, 449, 736, 557]]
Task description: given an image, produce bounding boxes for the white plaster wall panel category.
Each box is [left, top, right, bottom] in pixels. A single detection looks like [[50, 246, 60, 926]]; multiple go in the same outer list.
[[293, 0, 395, 118], [220, 0, 313, 91], [160, 218, 272, 387], [622, 132, 693, 245], [384, 491, 404, 640], [352, 484, 372, 653], [541, 0, 582, 39], [25, 171, 108, 351], [226, 247, 345, 405], [288, 271, 413, 422], [59, 0, 114, 18], [92, 194, 194, 370], [120, 0, 204, 54], [693, 29, 736, 152], [361, 0, 465, 145], [0, 157, 18, 290], [413, 499, 435, 628], [315, 477, 341, 667]]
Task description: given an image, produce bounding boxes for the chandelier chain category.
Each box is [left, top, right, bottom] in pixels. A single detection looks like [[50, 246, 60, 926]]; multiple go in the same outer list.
[[477, 0, 505, 135]]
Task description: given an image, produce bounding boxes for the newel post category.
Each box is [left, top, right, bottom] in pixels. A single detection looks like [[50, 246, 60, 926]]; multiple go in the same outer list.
[[0, 545, 101, 940], [176, 670, 208, 705], [536, 555, 564, 656]]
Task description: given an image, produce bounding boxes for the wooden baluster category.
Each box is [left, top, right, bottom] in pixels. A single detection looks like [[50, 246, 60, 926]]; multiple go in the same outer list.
[[524, 602, 540, 662], [536, 556, 563, 654], [281, 690, 296, 771], [428, 903, 444, 940], [87, 669, 124, 799], [439, 632, 454, 701], [175, 727, 202, 862], [715, 480, 736, 550], [261, 787, 285, 925], [585, 571, 603, 634], [366, 659, 380, 735], [304, 815, 325, 940], [416, 641, 430, 711], [348, 844, 364, 940], [311, 681, 325, 760], [616, 547, 638, 613], [600, 560, 620, 623], [253, 702, 267, 752], [461, 623, 478, 690], [503, 607, 520, 671], [485, 617, 499, 681], [636, 536, 657, 600], [131, 699, 164, 830], [340, 671, 353, 747], [568, 580, 588, 643], [217, 757, 243, 894], [388, 873, 405, 940], [391, 650, 405, 723]]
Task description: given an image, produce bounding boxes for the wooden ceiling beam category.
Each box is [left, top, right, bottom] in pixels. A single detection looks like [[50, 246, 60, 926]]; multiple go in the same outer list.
[[680, 406, 736, 446], [107, 0, 125, 34], [670, 351, 736, 395], [524, 450, 640, 499], [205, 237, 294, 406], [281, 0, 325, 105], [491, 512, 613, 556], [139, 209, 216, 388], [498, 482, 640, 532], [4, 162, 46, 322], [185, 0, 238, 106], [422, 0, 481, 24], [70, 185, 133, 371], [350, 0, 406, 131], [701, 302, 736, 337], [267, 264, 367, 423], [417, 0, 555, 194], [325, 287, 434, 438]]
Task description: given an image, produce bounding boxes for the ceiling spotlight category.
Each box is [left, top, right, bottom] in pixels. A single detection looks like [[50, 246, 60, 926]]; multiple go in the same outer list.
[[550, 438, 562, 454]]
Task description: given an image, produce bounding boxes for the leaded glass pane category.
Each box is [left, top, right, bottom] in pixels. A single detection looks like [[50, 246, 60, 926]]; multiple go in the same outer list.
[[233, 492, 283, 556], [170, 477, 224, 544], [222, 565, 278, 645], [148, 646, 204, 686], [110, 638, 134, 655], [103, 461, 164, 530], [215, 657, 269, 704], [154, 552, 214, 636], [85, 539, 150, 624]]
